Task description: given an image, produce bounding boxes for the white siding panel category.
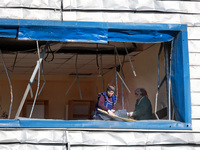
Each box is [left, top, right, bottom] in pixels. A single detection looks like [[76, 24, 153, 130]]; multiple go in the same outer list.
[[22, 9, 61, 20], [188, 40, 200, 53], [68, 131, 200, 145], [70, 146, 200, 150], [188, 27, 200, 40], [0, 130, 67, 143], [0, 144, 66, 150], [62, 0, 200, 14], [23, 130, 67, 143], [0, 0, 61, 9], [190, 66, 200, 79], [192, 106, 200, 119], [189, 53, 200, 66], [0, 8, 23, 19], [63, 12, 200, 26], [190, 79, 200, 92], [192, 120, 200, 131], [0, 8, 61, 20], [0, 130, 21, 143], [191, 93, 200, 106]]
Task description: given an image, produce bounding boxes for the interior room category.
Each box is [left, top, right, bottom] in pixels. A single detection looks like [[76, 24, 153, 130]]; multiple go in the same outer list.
[[0, 38, 170, 120]]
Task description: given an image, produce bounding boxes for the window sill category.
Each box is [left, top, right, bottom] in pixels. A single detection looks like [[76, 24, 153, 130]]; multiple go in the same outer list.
[[0, 119, 192, 130]]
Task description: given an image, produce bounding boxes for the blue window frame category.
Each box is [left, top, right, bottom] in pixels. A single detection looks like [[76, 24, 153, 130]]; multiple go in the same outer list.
[[0, 19, 191, 130]]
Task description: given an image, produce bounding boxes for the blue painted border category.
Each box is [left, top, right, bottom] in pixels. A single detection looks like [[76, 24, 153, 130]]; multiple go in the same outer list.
[[0, 120, 191, 130], [0, 19, 191, 130]]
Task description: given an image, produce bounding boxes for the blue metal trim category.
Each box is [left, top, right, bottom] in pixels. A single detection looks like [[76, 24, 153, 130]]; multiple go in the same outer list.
[[0, 120, 20, 128], [181, 31, 191, 123], [5, 120, 190, 130]]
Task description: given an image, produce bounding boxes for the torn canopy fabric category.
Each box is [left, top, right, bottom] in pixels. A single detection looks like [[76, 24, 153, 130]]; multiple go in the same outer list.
[[0, 19, 180, 43]]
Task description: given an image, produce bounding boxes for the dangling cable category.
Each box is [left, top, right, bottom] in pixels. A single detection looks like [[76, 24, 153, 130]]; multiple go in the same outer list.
[[0, 50, 13, 119], [44, 44, 54, 62], [8, 52, 18, 72], [29, 41, 41, 118]]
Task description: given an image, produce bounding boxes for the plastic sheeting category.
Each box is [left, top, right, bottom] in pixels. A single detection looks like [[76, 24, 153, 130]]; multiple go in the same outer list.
[[0, 19, 183, 43], [171, 31, 191, 123]]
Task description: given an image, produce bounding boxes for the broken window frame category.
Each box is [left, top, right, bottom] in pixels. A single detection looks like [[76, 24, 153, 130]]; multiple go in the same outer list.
[[0, 19, 191, 130]]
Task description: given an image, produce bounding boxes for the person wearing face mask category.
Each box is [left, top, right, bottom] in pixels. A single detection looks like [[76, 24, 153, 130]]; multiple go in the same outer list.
[[127, 88, 152, 120], [93, 84, 117, 120]]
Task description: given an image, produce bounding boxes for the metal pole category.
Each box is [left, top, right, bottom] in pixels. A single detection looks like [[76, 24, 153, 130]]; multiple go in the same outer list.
[[75, 54, 82, 99], [115, 53, 118, 97], [158, 43, 163, 86], [117, 72, 131, 93], [154, 43, 164, 119], [114, 47, 125, 78], [38, 62, 46, 95], [29, 41, 41, 118], [65, 77, 77, 95], [123, 43, 136, 77], [121, 81, 124, 110], [111, 72, 116, 85], [100, 54, 104, 92], [0, 50, 13, 119], [164, 42, 171, 120], [15, 42, 49, 119]]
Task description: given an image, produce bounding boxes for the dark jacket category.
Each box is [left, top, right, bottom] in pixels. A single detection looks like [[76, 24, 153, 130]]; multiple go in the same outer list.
[[132, 96, 152, 120]]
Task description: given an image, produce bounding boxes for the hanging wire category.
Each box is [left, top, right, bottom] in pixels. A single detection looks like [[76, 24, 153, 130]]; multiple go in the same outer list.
[[44, 44, 54, 62], [29, 41, 41, 118], [0, 50, 13, 119], [8, 52, 18, 72]]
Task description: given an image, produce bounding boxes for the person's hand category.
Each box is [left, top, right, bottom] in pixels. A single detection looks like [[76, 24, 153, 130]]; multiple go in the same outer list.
[[127, 112, 133, 117], [111, 109, 115, 113], [108, 110, 115, 116]]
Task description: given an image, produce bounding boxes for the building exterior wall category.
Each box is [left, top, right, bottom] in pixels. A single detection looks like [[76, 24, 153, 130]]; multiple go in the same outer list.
[[0, 0, 200, 149]]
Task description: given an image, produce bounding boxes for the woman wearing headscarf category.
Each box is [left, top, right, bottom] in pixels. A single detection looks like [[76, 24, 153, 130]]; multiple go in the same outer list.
[[127, 88, 152, 120], [93, 84, 117, 120]]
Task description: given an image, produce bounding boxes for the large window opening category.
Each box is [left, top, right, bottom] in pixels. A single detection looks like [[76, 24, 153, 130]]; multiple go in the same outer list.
[[0, 20, 191, 129]]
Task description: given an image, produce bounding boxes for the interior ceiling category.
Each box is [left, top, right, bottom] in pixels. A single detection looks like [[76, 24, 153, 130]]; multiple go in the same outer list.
[[0, 38, 155, 75]]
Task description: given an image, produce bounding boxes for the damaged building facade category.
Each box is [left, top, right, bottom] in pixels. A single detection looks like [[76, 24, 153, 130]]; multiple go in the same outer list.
[[0, 0, 200, 149]]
